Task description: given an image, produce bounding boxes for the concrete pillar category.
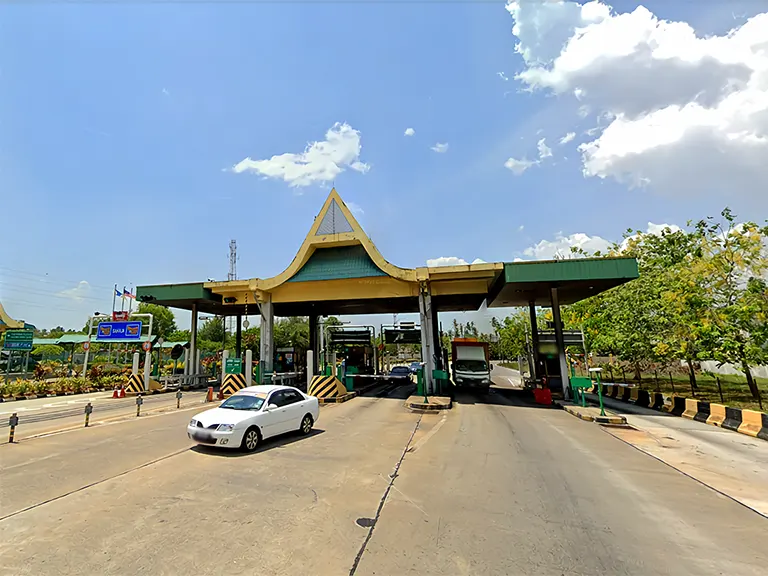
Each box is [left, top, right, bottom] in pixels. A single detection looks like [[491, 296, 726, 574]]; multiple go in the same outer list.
[[222, 349, 229, 384], [528, 300, 540, 381], [190, 303, 198, 376], [236, 314, 242, 359], [132, 352, 140, 375], [308, 315, 318, 375], [183, 348, 189, 378], [419, 283, 435, 395], [245, 349, 253, 386], [431, 305, 441, 370], [259, 294, 274, 376], [195, 350, 201, 377], [306, 350, 314, 387], [143, 347, 152, 392], [550, 287, 570, 399]]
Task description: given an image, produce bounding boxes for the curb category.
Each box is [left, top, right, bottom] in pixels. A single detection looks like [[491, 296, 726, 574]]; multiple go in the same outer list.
[[586, 386, 767, 441], [405, 399, 452, 412], [560, 403, 626, 425], [318, 392, 357, 404]]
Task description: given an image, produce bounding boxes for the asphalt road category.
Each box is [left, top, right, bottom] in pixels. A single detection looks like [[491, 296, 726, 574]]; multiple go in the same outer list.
[[1, 387, 766, 575], [491, 363, 523, 388]]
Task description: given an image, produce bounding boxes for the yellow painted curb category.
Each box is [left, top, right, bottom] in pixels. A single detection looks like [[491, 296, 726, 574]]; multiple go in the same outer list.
[[706, 403, 726, 427]]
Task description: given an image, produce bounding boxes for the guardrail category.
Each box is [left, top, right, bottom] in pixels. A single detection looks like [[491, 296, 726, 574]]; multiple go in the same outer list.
[[159, 374, 210, 389], [266, 372, 301, 387]]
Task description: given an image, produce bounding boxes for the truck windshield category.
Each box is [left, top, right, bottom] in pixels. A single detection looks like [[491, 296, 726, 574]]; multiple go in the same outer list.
[[454, 360, 488, 372]]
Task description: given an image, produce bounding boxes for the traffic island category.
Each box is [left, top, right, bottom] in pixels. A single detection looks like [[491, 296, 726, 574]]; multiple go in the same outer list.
[[405, 395, 452, 412], [559, 402, 627, 425], [318, 392, 357, 404]]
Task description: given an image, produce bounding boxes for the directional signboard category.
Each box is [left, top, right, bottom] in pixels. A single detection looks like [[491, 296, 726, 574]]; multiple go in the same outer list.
[[3, 330, 34, 351], [225, 358, 243, 375], [383, 328, 421, 345], [96, 321, 143, 340]]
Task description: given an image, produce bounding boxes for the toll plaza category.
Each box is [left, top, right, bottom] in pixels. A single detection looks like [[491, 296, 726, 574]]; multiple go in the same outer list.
[[136, 188, 638, 400]]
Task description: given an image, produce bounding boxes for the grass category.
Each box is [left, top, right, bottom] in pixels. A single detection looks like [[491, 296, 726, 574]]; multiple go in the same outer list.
[[573, 366, 767, 412], [497, 361, 520, 371]]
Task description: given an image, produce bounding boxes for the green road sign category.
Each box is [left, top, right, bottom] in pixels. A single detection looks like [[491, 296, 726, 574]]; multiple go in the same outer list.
[[225, 358, 243, 375], [3, 330, 34, 351]]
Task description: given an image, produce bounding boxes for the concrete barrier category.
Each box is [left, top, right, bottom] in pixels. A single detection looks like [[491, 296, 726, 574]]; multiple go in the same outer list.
[[706, 403, 726, 427], [609, 385, 619, 398], [693, 401, 711, 424], [738, 410, 768, 440], [621, 386, 632, 402], [722, 407, 743, 432], [635, 389, 651, 408], [682, 398, 698, 420], [221, 373, 247, 397], [670, 396, 687, 416]]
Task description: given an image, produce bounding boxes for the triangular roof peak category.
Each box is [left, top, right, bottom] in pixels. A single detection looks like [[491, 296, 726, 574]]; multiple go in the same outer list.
[[257, 188, 416, 289]]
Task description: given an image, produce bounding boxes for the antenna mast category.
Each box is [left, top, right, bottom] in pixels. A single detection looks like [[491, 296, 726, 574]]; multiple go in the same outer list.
[[227, 240, 237, 334]]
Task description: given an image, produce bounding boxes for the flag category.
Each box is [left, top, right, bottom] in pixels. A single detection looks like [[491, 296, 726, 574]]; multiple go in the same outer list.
[[122, 286, 127, 301], [115, 288, 122, 298], [124, 289, 135, 300]]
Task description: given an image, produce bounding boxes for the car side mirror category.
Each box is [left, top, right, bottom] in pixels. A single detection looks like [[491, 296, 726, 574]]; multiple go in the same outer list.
[[490, 364, 494, 370], [266, 403, 278, 411]]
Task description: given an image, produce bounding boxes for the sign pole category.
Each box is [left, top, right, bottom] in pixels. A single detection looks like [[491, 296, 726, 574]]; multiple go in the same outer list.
[[82, 317, 94, 377], [23, 351, 29, 379], [6, 350, 12, 380]]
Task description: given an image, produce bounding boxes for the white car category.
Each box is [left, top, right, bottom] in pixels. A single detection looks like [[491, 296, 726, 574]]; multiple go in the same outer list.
[[187, 385, 320, 452]]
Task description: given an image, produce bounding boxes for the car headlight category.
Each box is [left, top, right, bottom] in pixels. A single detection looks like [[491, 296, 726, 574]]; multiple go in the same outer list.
[[217, 423, 236, 432], [190, 419, 197, 427]]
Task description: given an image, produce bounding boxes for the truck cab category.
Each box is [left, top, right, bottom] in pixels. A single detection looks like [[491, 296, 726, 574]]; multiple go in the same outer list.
[[451, 339, 492, 391]]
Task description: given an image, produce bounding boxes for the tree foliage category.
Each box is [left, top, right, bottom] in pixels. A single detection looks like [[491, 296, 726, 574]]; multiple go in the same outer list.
[[137, 303, 177, 339]]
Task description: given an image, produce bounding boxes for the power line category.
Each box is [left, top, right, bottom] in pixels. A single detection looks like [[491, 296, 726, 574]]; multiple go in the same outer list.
[[0, 283, 111, 303], [0, 266, 116, 291]]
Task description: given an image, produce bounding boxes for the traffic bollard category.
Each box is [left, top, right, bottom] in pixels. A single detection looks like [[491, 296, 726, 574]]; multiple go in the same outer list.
[[8, 413, 19, 443], [176, 390, 182, 409], [84, 402, 93, 427], [136, 395, 144, 417], [207, 387, 214, 403]]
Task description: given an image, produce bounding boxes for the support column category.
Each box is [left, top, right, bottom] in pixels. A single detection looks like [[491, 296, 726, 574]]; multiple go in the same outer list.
[[528, 300, 540, 381], [236, 314, 242, 359], [259, 294, 274, 381], [308, 315, 318, 375], [418, 283, 436, 395], [431, 305, 441, 370], [190, 303, 198, 377], [550, 287, 570, 399], [245, 349, 253, 386], [222, 349, 229, 384]]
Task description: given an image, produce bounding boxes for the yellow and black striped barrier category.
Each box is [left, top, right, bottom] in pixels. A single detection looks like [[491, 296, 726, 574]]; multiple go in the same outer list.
[[126, 374, 145, 394], [308, 375, 354, 403], [221, 373, 247, 397]]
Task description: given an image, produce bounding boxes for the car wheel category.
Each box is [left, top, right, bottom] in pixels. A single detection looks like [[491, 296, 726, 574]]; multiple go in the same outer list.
[[241, 427, 261, 452], [299, 414, 313, 435]]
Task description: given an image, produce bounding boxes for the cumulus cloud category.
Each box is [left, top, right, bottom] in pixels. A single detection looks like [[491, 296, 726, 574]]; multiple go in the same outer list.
[[59, 281, 91, 302], [504, 137, 553, 175], [559, 131, 576, 144], [232, 122, 369, 188], [431, 142, 449, 153], [506, 1, 768, 199], [404, 127, 415, 136], [346, 201, 364, 216], [523, 221, 682, 260], [497, 71, 509, 81], [427, 256, 486, 267]]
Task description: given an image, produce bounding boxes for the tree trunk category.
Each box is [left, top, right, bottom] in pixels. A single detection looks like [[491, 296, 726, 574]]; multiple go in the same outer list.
[[686, 358, 698, 392], [742, 357, 760, 401], [633, 363, 642, 382]]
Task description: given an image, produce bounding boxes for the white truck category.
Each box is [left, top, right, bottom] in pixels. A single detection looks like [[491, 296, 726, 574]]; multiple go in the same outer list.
[[451, 339, 492, 391]]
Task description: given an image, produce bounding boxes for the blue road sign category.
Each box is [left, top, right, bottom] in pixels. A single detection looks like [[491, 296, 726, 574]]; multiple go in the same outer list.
[[96, 321, 143, 340]]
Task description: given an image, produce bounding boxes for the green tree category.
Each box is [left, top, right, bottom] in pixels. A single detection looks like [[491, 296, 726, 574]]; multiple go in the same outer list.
[[167, 329, 191, 342], [686, 210, 768, 400], [198, 316, 226, 343], [136, 303, 177, 339], [274, 317, 309, 349]]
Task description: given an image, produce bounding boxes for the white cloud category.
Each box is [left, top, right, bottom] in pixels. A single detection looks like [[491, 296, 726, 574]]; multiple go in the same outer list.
[[161, 88, 170, 97], [404, 127, 415, 136], [504, 156, 537, 175], [59, 281, 91, 302], [523, 232, 612, 260], [497, 71, 509, 81], [504, 137, 553, 174], [507, 1, 768, 199], [559, 131, 576, 144], [347, 201, 364, 216], [232, 122, 370, 188], [427, 256, 486, 267], [431, 142, 449, 153], [518, 224, 525, 231]]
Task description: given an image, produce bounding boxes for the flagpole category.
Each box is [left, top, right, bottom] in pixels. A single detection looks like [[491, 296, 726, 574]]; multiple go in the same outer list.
[[112, 284, 117, 314], [129, 286, 134, 314], [122, 286, 126, 312]]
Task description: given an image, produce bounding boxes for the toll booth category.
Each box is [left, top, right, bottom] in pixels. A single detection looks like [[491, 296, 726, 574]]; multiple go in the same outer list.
[[537, 328, 585, 394], [325, 327, 376, 376]]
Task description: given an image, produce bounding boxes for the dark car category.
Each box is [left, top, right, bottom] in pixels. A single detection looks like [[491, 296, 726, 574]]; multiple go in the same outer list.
[[409, 361, 422, 374], [389, 365, 412, 383]]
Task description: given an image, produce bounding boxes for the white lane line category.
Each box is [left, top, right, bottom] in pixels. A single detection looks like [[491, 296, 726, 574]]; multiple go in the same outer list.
[[0, 407, 42, 415]]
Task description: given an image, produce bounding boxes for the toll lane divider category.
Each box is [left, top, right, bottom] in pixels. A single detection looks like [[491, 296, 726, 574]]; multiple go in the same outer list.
[[308, 375, 356, 403], [220, 373, 247, 397], [587, 383, 767, 441]]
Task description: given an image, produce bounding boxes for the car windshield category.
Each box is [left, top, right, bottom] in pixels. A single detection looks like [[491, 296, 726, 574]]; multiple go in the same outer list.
[[220, 394, 265, 411], [454, 360, 488, 372], [391, 367, 410, 375]]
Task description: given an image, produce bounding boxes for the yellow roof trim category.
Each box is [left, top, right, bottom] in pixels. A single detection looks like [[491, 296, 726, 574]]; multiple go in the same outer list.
[[0, 301, 25, 331]]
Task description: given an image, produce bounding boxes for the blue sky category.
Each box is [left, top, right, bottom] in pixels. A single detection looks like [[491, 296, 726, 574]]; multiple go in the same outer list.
[[2, 0, 766, 331]]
